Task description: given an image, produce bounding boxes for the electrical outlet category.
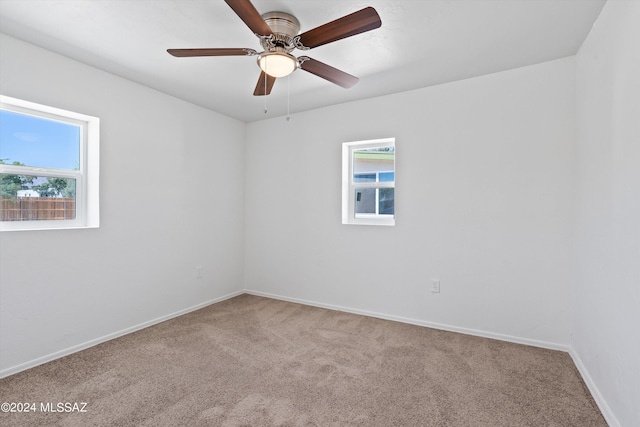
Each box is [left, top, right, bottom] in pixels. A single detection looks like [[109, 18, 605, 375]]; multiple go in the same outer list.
[[432, 279, 440, 293], [196, 266, 202, 279]]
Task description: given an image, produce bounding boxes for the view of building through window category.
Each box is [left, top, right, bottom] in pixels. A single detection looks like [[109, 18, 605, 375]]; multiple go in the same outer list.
[[353, 146, 395, 218], [342, 138, 395, 226]]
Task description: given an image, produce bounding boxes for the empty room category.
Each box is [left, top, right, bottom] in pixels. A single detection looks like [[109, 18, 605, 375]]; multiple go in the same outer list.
[[0, 0, 638, 426]]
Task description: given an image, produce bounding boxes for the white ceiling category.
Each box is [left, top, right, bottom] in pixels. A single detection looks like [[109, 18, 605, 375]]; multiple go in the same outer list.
[[0, 0, 606, 123]]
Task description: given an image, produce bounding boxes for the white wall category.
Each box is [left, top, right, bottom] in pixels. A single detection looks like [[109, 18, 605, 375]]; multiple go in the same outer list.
[[245, 57, 576, 348], [0, 34, 246, 375], [573, 1, 640, 426]]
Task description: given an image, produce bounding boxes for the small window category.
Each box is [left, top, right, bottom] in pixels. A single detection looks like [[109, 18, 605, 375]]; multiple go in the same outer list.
[[0, 95, 99, 231], [342, 138, 395, 226]]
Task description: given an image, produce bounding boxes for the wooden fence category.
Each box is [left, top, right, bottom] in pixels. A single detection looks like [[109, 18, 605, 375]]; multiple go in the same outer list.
[[0, 197, 76, 221]]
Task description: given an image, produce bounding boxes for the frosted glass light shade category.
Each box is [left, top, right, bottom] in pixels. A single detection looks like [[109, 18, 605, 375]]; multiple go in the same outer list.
[[258, 52, 297, 78]]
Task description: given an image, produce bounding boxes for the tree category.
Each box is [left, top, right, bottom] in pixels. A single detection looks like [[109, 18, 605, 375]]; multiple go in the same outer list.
[[0, 160, 35, 198], [61, 179, 76, 198], [32, 178, 73, 198], [0, 160, 76, 199]]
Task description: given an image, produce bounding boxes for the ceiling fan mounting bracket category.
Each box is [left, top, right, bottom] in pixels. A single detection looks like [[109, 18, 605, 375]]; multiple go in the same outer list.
[[292, 36, 310, 51]]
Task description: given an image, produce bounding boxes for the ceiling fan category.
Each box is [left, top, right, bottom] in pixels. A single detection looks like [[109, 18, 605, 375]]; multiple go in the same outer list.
[[167, 0, 382, 96]]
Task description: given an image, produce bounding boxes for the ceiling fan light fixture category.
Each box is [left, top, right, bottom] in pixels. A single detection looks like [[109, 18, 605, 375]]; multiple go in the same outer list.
[[258, 51, 297, 78]]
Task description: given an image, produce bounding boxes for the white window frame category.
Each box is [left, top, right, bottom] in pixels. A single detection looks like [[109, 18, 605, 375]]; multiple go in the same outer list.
[[0, 95, 99, 231], [342, 137, 395, 226]]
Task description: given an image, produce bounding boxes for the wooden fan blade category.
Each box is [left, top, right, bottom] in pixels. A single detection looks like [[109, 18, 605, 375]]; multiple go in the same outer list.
[[299, 57, 359, 88], [167, 48, 256, 57], [225, 0, 273, 37], [253, 71, 276, 96], [298, 7, 381, 49]]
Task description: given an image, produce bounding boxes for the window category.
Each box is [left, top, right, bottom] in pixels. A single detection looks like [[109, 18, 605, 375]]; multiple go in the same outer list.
[[0, 95, 99, 231], [342, 138, 395, 226]]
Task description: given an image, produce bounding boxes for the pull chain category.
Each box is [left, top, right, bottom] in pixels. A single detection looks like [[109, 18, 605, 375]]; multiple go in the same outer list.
[[263, 57, 268, 114], [286, 74, 291, 122]]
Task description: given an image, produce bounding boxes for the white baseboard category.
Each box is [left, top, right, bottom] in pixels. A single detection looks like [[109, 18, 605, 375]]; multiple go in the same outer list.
[[569, 348, 619, 427], [244, 289, 571, 352], [0, 290, 244, 379]]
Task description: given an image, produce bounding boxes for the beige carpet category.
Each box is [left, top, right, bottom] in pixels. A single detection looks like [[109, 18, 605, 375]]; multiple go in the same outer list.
[[0, 294, 606, 426]]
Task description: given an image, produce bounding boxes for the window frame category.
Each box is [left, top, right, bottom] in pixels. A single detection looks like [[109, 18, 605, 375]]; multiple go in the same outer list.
[[342, 137, 395, 226], [0, 95, 100, 231]]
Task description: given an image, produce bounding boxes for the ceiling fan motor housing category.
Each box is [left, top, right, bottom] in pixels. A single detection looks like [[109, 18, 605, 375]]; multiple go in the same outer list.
[[261, 11, 300, 52]]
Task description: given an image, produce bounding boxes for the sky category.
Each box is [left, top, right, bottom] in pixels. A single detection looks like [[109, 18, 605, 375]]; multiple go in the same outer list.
[[0, 110, 80, 170]]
